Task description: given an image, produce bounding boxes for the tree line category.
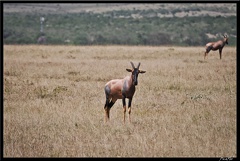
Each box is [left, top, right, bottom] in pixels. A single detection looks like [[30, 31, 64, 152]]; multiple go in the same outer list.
[[3, 12, 236, 46]]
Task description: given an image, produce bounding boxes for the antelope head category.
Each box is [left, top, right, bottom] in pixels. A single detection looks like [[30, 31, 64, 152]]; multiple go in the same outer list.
[[126, 62, 146, 86], [223, 34, 229, 45]]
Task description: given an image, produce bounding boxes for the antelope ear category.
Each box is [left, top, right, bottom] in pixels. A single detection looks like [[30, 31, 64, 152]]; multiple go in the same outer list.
[[126, 69, 132, 72], [139, 70, 146, 74]]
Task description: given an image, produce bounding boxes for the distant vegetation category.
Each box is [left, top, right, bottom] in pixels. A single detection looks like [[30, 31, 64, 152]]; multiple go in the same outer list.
[[3, 4, 237, 46]]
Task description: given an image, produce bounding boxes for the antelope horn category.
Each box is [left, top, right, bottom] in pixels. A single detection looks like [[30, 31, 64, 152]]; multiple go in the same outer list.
[[137, 62, 141, 69], [130, 62, 135, 69]]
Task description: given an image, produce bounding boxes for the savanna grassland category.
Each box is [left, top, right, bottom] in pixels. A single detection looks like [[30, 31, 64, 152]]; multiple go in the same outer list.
[[3, 45, 236, 157]]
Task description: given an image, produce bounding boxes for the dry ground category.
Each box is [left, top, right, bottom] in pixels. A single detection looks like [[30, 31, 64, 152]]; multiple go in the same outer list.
[[3, 45, 236, 157]]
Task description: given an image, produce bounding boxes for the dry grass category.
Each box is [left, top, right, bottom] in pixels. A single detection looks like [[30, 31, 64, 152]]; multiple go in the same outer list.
[[3, 45, 236, 157]]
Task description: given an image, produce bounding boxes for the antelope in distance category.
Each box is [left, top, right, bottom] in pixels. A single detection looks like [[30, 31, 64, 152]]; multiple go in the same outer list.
[[104, 62, 146, 123], [204, 34, 229, 60]]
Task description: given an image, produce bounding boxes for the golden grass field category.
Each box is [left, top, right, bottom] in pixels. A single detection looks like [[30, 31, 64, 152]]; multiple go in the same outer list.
[[3, 45, 236, 157]]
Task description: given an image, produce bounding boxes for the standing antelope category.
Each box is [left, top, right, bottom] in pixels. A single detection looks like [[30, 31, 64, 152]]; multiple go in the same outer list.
[[104, 62, 146, 123], [204, 34, 228, 60]]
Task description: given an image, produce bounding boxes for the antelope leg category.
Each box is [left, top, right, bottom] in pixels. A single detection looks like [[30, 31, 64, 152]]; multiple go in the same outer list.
[[122, 96, 126, 123]]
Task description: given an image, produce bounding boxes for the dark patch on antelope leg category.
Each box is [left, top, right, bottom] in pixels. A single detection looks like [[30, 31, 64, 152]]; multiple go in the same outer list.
[[122, 95, 127, 123], [108, 101, 115, 109], [205, 46, 212, 59], [122, 95, 126, 107], [123, 106, 126, 123], [219, 49, 222, 59], [128, 98, 132, 108], [128, 98, 132, 123], [104, 99, 115, 122], [206, 46, 213, 53], [104, 100, 110, 122], [104, 99, 109, 109]]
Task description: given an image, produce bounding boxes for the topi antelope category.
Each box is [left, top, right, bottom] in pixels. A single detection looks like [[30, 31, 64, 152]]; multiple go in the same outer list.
[[204, 34, 228, 60], [104, 62, 146, 123]]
